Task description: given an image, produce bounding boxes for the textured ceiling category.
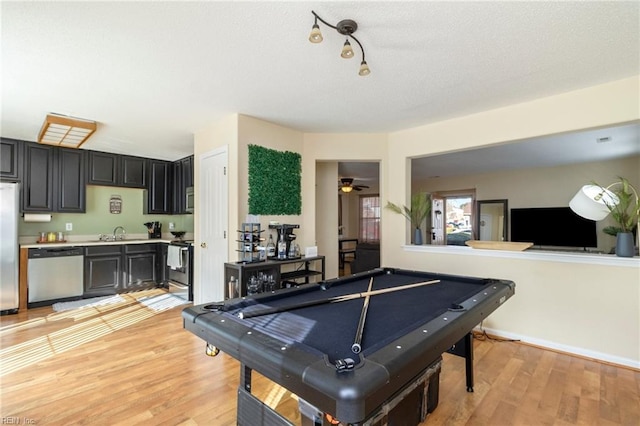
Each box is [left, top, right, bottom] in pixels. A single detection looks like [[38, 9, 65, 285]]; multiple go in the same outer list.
[[2, 1, 639, 162]]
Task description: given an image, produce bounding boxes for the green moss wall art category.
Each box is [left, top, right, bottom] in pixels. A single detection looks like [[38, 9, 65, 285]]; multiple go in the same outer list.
[[248, 144, 302, 215]]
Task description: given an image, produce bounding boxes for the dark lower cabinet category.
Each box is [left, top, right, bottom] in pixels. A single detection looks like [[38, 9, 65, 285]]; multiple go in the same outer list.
[[159, 243, 169, 286], [85, 246, 122, 296], [84, 243, 162, 297], [124, 244, 158, 291]]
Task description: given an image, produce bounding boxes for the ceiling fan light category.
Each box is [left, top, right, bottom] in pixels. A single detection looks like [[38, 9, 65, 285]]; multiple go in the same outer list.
[[309, 23, 323, 43], [341, 39, 354, 58], [341, 186, 353, 193], [359, 60, 370, 76]]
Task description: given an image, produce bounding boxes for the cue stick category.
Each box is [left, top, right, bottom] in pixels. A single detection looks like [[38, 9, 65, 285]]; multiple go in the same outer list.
[[238, 279, 440, 319], [351, 277, 374, 354]]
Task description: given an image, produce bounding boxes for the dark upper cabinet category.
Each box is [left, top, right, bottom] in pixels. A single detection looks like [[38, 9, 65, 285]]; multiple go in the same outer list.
[[22, 143, 55, 212], [57, 148, 86, 213], [144, 160, 172, 214], [172, 160, 183, 214], [22, 143, 86, 213], [88, 151, 118, 186], [172, 155, 194, 214], [120, 155, 147, 188], [0, 138, 22, 181], [181, 155, 194, 188], [88, 151, 147, 188]]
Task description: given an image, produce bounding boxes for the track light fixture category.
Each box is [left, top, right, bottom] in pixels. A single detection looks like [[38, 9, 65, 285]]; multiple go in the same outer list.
[[308, 10, 370, 76]]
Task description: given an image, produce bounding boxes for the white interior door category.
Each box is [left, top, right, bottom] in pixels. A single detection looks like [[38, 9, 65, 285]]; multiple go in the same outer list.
[[479, 213, 493, 241], [197, 147, 228, 304]]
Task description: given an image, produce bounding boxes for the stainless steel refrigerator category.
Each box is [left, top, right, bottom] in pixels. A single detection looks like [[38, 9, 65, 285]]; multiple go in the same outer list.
[[1, 182, 19, 314]]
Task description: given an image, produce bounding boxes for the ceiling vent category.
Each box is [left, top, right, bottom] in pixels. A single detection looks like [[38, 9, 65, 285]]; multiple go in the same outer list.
[[38, 113, 97, 148]]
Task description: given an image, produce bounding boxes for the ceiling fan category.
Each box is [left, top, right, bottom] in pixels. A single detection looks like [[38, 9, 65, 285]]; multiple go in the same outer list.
[[339, 178, 369, 193]]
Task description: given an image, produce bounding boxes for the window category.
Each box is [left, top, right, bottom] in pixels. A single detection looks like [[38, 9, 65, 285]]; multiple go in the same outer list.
[[359, 195, 380, 242]]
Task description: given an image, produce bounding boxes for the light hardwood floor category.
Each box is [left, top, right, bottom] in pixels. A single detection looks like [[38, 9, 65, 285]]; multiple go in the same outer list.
[[1, 288, 638, 425]]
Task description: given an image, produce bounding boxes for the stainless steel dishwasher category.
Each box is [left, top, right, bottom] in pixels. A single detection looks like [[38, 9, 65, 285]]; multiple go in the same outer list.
[[28, 247, 84, 304]]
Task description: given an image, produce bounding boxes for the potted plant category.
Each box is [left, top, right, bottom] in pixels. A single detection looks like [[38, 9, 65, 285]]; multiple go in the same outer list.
[[599, 177, 639, 257], [385, 194, 431, 245]]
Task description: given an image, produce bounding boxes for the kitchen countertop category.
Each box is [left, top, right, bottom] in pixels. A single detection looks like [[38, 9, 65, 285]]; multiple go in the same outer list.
[[20, 234, 193, 249]]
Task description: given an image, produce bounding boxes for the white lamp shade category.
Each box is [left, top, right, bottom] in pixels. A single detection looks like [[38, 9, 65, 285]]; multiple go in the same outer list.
[[569, 185, 619, 221]]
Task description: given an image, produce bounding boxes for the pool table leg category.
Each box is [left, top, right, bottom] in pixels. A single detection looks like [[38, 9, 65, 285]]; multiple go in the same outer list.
[[463, 332, 474, 392], [447, 332, 474, 392], [241, 364, 252, 392]]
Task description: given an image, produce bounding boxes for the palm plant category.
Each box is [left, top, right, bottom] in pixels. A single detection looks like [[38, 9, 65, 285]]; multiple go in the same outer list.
[[385, 194, 432, 232], [599, 177, 639, 234]]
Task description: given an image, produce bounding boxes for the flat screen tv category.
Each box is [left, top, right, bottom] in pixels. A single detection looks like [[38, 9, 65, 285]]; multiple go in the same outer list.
[[510, 207, 597, 248]]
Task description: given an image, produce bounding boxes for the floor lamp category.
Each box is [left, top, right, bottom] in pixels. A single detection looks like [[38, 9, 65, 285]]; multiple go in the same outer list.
[[569, 180, 639, 256]]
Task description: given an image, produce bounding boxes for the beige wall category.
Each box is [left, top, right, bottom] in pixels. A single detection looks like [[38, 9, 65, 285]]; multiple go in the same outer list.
[[380, 75, 640, 368], [302, 133, 387, 278], [394, 248, 639, 366], [193, 76, 640, 367], [316, 162, 339, 276], [237, 114, 304, 253], [414, 155, 640, 252], [193, 114, 240, 262]]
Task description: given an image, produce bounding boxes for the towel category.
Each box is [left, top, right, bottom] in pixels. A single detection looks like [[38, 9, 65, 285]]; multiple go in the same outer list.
[[167, 246, 183, 270]]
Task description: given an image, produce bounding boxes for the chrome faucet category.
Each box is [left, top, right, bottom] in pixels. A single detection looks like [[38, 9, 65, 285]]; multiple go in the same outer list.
[[113, 226, 126, 240]]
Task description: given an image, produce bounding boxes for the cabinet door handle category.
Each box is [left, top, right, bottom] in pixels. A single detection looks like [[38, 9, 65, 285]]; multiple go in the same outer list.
[[201, 242, 207, 248]]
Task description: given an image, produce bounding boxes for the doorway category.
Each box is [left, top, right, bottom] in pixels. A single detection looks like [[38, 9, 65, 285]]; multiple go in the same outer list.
[[430, 191, 475, 246]]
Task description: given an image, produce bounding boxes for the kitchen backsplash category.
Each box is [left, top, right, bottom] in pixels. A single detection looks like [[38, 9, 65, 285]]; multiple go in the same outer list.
[[19, 185, 194, 239]]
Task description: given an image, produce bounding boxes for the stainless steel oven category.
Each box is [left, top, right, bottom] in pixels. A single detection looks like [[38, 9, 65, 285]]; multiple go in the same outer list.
[[167, 241, 193, 301]]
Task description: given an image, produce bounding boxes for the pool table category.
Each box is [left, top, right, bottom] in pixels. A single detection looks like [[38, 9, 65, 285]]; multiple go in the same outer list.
[[182, 267, 515, 425]]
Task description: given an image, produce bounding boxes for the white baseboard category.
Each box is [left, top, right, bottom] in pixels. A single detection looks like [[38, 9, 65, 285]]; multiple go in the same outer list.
[[476, 326, 640, 370]]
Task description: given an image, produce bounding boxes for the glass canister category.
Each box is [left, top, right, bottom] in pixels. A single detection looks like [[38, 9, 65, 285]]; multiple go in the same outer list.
[[47, 232, 56, 242], [38, 232, 47, 243]]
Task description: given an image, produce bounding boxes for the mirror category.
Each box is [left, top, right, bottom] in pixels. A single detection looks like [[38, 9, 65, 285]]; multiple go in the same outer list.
[[476, 199, 508, 241]]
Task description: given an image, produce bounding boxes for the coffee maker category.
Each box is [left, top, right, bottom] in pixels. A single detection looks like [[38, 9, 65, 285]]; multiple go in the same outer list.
[[269, 224, 299, 258], [144, 221, 162, 239]]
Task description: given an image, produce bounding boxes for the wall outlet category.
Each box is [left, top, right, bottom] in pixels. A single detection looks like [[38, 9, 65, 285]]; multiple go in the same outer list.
[[65, 223, 73, 231], [169, 222, 175, 230]]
